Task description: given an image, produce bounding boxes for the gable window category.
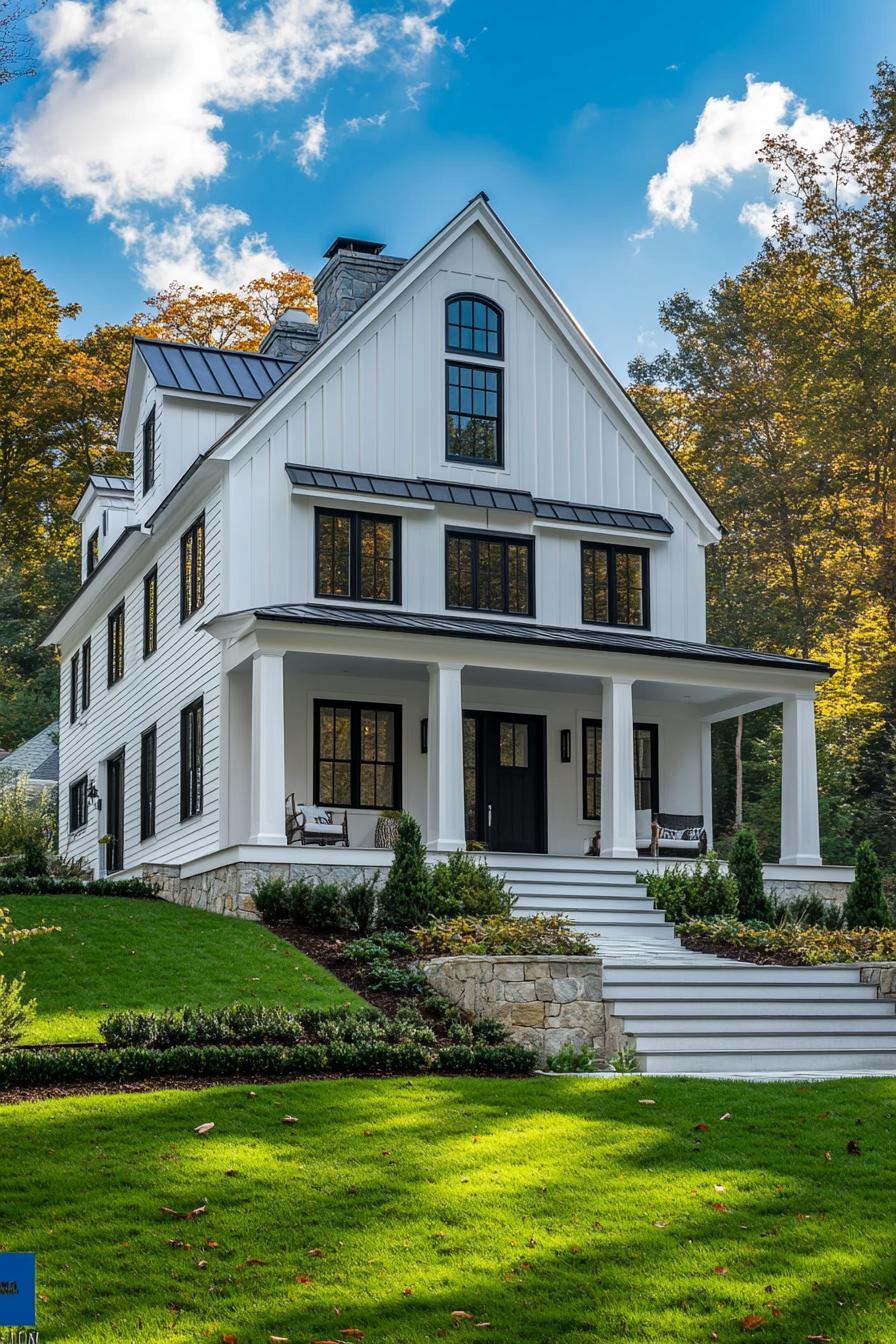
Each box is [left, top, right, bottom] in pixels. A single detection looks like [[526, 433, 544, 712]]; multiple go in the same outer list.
[[446, 362, 503, 466], [180, 697, 203, 820], [69, 649, 80, 723], [315, 509, 400, 604], [582, 720, 658, 821], [81, 637, 91, 712], [142, 407, 156, 492], [314, 701, 401, 810], [446, 530, 533, 617], [140, 725, 157, 841], [581, 543, 649, 629], [69, 775, 88, 832], [180, 513, 205, 621], [446, 295, 503, 359], [86, 529, 100, 576], [107, 601, 125, 685], [143, 566, 158, 657]]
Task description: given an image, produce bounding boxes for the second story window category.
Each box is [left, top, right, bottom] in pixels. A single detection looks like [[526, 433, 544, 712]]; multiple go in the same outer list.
[[143, 566, 158, 657], [142, 407, 156, 492], [446, 362, 502, 466], [446, 530, 534, 617], [69, 649, 80, 723], [86, 529, 100, 576], [180, 513, 205, 621], [81, 637, 91, 712], [315, 509, 400, 604], [446, 295, 503, 359], [107, 601, 125, 686], [581, 543, 649, 629]]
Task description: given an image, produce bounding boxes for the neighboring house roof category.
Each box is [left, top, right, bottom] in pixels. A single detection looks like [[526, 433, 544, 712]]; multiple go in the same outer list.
[[1, 721, 60, 783], [135, 338, 295, 401], [245, 603, 831, 674], [285, 464, 674, 534]]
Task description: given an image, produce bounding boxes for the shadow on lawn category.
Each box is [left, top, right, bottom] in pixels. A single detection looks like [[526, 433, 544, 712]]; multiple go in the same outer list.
[[4, 1076, 896, 1342]]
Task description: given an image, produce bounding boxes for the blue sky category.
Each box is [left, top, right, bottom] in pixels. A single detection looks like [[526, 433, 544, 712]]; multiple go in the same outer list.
[[0, 0, 891, 376]]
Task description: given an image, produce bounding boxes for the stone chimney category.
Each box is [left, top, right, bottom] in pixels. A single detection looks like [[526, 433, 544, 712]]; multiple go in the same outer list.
[[314, 238, 406, 341], [259, 307, 320, 362]]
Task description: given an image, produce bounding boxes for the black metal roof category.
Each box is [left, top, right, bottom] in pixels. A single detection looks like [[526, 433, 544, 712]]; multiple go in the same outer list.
[[86, 473, 134, 494], [136, 339, 295, 400], [285, 464, 673, 531], [247, 603, 830, 673]]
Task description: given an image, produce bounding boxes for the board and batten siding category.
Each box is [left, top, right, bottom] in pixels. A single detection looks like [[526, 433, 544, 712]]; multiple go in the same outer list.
[[223, 225, 708, 641], [58, 488, 224, 876]]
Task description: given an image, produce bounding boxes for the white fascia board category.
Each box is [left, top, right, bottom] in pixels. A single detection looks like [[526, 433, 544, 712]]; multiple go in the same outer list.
[[290, 486, 435, 513], [532, 519, 671, 546], [72, 482, 134, 525], [116, 343, 148, 456], [161, 387, 255, 410]]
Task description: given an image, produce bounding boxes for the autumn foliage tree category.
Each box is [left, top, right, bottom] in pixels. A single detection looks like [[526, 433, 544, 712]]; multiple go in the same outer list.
[[132, 270, 316, 350]]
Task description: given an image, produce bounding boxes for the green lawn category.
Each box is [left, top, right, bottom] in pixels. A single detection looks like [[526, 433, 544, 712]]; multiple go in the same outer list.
[[2, 1076, 895, 1343], [1, 896, 363, 1043]]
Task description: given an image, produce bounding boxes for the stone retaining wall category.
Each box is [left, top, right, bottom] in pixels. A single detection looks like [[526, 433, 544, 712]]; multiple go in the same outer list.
[[143, 860, 383, 920], [422, 955, 615, 1061], [766, 878, 850, 904], [859, 963, 896, 1000]]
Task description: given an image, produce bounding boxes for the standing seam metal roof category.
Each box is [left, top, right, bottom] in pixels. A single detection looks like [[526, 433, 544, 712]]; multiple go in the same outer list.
[[135, 339, 295, 400]]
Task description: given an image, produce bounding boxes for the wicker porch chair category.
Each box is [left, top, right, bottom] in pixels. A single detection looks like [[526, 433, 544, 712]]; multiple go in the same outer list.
[[650, 812, 708, 858]]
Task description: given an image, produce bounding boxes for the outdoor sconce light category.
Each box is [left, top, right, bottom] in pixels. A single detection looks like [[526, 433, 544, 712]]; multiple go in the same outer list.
[[86, 779, 102, 812], [420, 717, 428, 754], [560, 729, 571, 763]]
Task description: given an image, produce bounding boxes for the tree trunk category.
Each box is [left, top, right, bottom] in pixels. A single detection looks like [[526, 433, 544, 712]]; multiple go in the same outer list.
[[734, 715, 744, 828]]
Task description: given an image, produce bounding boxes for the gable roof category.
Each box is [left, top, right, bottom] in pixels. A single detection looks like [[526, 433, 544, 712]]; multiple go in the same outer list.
[[135, 338, 295, 401], [1, 721, 59, 782]]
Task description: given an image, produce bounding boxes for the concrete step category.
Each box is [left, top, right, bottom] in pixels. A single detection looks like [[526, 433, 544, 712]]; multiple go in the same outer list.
[[629, 1022, 896, 1043], [603, 964, 861, 985], [513, 888, 660, 903], [514, 901, 669, 918], [603, 980, 876, 1000], [609, 997, 894, 1018], [639, 1048, 896, 1074], [502, 871, 641, 889]]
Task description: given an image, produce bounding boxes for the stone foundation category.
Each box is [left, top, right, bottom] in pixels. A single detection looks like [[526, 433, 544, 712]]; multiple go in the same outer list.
[[423, 955, 620, 1061], [764, 878, 850, 905], [143, 859, 385, 920]]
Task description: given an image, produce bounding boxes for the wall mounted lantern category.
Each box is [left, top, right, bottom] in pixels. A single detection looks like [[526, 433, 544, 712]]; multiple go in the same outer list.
[[86, 779, 102, 812]]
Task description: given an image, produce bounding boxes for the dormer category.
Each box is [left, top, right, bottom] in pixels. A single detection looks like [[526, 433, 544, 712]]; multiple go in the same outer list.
[[72, 475, 136, 582]]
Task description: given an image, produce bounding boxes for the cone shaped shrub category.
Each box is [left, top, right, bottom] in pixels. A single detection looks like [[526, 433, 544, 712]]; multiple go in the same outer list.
[[728, 827, 771, 921], [378, 812, 434, 930], [844, 840, 889, 929]]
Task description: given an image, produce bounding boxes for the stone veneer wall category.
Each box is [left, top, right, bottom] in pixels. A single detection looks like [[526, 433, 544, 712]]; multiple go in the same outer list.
[[423, 955, 620, 1061], [766, 878, 850, 904], [143, 860, 385, 920], [859, 963, 896, 1000]]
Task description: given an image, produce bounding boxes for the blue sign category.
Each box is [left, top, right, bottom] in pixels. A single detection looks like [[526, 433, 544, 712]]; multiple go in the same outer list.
[[0, 1255, 36, 1327]]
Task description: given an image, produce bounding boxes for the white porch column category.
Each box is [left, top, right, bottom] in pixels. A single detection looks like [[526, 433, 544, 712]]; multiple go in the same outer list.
[[599, 676, 637, 859], [700, 720, 714, 851], [426, 662, 466, 852], [780, 692, 822, 865], [249, 650, 287, 846]]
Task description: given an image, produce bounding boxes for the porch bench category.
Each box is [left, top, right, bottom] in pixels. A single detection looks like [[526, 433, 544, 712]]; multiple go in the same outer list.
[[285, 795, 349, 847], [651, 812, 708, 858]]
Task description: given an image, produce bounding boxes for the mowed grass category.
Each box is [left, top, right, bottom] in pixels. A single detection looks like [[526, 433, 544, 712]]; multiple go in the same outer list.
[[2, 896, 363, 1043], [2, 1076, 896, 1343]]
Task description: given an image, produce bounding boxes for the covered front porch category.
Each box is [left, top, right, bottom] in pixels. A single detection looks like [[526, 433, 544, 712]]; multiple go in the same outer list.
[[208, 609, 828, 872]]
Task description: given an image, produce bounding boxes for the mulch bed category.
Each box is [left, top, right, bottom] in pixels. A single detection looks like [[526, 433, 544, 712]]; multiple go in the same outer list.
[[270, 922, 430, 1019], [680, 932, 807, 966]]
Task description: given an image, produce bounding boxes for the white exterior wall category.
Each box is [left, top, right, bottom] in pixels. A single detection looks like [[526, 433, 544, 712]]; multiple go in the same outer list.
[[59, 487, 225, 875], [77, 495, 137, 581]]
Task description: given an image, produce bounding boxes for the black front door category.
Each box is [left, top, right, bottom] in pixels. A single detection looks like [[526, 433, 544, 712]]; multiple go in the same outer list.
[[106, 751, 124, 873], [464, 711, 546, 853]]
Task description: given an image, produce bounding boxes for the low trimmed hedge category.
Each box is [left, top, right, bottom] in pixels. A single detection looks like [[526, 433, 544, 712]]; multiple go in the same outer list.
[[411, 914, 595, 958], [100, 1002, 439, 1050], [0, 1038, 535, 1088], [0, 876, 157, 898], [683, 917, 896, 964]]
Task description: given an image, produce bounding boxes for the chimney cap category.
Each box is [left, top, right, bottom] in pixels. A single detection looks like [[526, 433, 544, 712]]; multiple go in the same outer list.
[[323, 236, 385, 259]]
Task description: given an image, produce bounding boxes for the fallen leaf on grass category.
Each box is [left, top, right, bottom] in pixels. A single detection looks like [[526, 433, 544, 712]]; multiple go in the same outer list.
[[712, 1203, 729, 1213], [713, 1266, 729, 1276], [246, 1257, 267, 1265], [340, 1331, 364, 1339], [194, 1123, 215, 1135], [197, 1259, 208, 1269], [695, 1123, 709, 1132], [806, 1336, 833, 1341], [308, 1248, 325, 1257], [846, 1139, 861, 1155], [225, 1169, 239, 1177], [295, 1275, 313, 1285], [741, 1315, 764, 1331], [283, 1115, 298, 1125], [222, 1335, 237, 1343], [653, 1220, 669, 1228], [824, 1151, 832, 1161], [475, 1325, 491, 1330], [270, 1336, 289, 1342], [402, 1287, 413, 1295], [719, 1112, 732, 1121], [451, 1311, 474, 1320], [714, 1185, 726, 1193], [638, 1099, 656, 1105]]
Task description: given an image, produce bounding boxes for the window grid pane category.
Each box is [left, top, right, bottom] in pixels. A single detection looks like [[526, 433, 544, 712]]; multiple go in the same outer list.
[[446, 362, 501, 463], [316, 703, 399, 809], [446, 533, 532, 617], [446, 297, 502, 357], [615, 551, 644, 626]]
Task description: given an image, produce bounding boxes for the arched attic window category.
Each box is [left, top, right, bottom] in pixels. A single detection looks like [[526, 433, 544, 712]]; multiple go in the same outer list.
[[445, 294, 503, 359]]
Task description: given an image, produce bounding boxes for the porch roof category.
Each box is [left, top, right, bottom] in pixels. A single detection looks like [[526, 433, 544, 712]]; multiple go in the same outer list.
[[244, 602, 831, 674]]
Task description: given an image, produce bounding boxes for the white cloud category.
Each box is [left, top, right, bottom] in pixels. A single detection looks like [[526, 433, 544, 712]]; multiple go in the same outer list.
[[400, 0, 452, 57], [32, 0, 94, 58], [114, 203, 286, 290], [405, 79, 428, 109], [295, 109, 327, 174], [737, 197, 799, 239], [639, 75, 836, 236], [345, 110, 388, 132]]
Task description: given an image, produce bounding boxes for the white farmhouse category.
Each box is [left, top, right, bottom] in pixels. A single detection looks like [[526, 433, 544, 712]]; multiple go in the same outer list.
[[44, 195, 843, 918]]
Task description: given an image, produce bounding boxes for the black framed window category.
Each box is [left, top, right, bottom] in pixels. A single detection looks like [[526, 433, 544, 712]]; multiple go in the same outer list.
[[86, 529, 99, 576], [581, 543, 649, 629], [140, 725, 157, 841], [315, 509, 400, 604], [69, 775, 88, 832], [180, 513, 205, 621], [143, 407, 156, 492], [446, 530, 533, 616], [143, 566, 158, 657], [582, 720, 659, 821], [180, 697, 203, 820], [446, 294, 503, 359], [314, 701, 401, 810], [69, 650, 80, 723], [81, 637, 91, 712], [107, 601, 125, 686], [446, 362, 503, 465]]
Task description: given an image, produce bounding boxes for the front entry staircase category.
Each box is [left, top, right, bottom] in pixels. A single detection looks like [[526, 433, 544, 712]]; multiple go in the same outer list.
[[487, 854, 896, 1075]]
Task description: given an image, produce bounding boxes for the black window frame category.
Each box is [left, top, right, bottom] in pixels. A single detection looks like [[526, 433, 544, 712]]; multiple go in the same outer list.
[[140, 724, 157, 841], [445, 360, 504, 467], [581, 719, 659, 822], [314, 508, 401, 605], [445, 528, 535, 618], [107, 600, 125, 686], [445, 293, 504, 360], [580, 542, 650, 630], [313, 699, 402, 812], [143, 565, 158, 658], [86, 528, 100, 576], [81, 637, 91, 712], [69, 649, 80, 724], [69, 774, 88, 832], [180, 697, 204, 821], [142, 407, 156, 492], [180, 512, 205, 622]]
